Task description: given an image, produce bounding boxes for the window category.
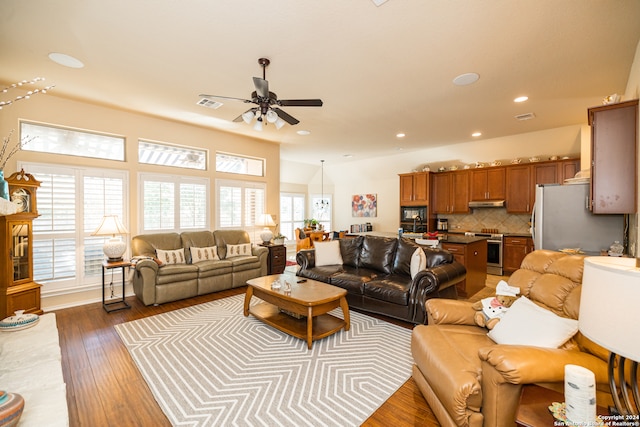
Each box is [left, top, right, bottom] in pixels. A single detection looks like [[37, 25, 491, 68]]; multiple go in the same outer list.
[[216, 152, 264, 177], [280, 193, 305, 241], [20, 162, 128, 290], [20, 121, 125, 161], [139, 173, 209, 232], [216, 179, 265, 235], [138, 139, 207, 170], [311, 195, 332, 231]]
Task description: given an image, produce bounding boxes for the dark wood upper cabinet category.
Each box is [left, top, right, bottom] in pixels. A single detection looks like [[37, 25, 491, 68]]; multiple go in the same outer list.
[[588, 99, 638, 214], [470, 168, 505, 201], [399, 172, 430, 206]]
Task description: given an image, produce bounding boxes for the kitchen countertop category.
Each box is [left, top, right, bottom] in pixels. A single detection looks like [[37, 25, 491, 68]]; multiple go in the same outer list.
[[348, 231, 488, 245]]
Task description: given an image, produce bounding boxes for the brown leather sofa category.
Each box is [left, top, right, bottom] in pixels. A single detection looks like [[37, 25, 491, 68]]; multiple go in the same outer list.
[[296, 235, 466, 323], [131, 230, 268, 305], [411, 250, 613, 427]]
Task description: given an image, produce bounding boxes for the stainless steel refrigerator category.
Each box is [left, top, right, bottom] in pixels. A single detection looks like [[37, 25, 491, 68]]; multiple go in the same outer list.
[[531, 183, 625, 255]]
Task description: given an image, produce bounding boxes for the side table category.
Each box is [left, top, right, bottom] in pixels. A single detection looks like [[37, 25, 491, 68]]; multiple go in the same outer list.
[[102, 260, 132, 313], [259, 243, 286, 274], [516, 384, 609, 426]]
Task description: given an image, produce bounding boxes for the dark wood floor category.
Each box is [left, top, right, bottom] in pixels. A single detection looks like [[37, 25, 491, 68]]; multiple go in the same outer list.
[[55, 287, 441, 426]]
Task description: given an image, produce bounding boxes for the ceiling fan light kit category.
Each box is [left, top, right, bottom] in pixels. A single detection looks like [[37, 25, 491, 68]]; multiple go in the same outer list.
[[199, 58, 322, 131]]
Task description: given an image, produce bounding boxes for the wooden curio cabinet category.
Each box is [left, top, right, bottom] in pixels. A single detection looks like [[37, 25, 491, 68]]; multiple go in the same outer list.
[[0, 169, 42, 319]]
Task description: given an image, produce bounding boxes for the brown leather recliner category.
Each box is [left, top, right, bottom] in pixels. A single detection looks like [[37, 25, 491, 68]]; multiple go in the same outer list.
[[411, 250, 613, 427]]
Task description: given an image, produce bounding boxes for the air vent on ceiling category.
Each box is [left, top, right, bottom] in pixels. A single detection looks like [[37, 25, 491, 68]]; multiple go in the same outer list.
[[515, 112, 536, 121], [197, 98, 223, 109]]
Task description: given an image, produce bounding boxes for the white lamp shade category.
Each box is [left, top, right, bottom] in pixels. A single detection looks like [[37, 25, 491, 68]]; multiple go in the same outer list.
[[253, 118, 263, 131], [579, 257, 640, 361], [242, 110, 255, 124], [274, 118, 286, 130], [266, 109, 278, 123], [93, 215, 129, 236]]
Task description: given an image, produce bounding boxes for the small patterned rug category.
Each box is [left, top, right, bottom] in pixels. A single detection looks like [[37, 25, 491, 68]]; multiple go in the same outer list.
[[115, 294, 413, 427]]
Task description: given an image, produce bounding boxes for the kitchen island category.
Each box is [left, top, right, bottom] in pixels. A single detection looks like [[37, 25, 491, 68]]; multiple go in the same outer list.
[[347, 231, 488, 298]]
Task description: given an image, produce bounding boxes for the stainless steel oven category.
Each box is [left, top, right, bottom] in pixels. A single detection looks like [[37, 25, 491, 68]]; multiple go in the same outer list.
[[465, 232, 504, 275]]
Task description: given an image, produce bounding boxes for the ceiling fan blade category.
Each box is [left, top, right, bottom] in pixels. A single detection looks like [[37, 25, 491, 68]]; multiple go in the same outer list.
[[233, 108, 258, 122], [274, 108, 300, 125], [278, 99, 323, 107], [199, 94, 253, 103], [253, 77, 269, 99]]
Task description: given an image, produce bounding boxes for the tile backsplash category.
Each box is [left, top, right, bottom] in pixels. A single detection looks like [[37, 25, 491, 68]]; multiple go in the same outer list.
[[439, 208, 531, 234]]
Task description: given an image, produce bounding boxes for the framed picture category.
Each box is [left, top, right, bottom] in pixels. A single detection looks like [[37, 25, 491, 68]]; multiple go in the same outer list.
[[352, 194, 377, 217]]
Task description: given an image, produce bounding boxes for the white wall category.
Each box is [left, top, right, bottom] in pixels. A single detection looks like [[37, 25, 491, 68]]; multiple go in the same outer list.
[[624, 38, 640, 257]]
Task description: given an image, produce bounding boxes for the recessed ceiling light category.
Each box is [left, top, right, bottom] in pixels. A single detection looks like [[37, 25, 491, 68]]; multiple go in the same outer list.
[[48, 52, 84, 69], [453, 73, 480, 86], [343, 154, 353, 158], [472, 132, 482, 137], [514, 96, 529, 103], [396, 133, 405, 138], [296, 130, 310, 135]]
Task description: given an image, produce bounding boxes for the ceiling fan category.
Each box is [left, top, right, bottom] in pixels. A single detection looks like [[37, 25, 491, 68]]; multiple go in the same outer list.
[[199, 58, 323, 130]]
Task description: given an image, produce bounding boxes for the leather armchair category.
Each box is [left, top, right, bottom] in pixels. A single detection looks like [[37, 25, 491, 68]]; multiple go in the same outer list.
[[411, 250, 613, 427]]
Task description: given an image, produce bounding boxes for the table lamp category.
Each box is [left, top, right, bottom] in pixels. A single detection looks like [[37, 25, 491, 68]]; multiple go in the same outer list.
[[256, 213, 276, 244], [92, 215, 129, 261], [579, 256, 639, 415]]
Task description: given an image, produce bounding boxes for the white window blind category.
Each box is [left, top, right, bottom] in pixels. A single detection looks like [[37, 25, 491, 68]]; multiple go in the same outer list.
[[138, 139, 207, 170], [280, 193, 306, 241], [216, 179, 266, 231], [215, 152, 264, 177], [21, 162, 128, 289], [139, 173, 209, 232]]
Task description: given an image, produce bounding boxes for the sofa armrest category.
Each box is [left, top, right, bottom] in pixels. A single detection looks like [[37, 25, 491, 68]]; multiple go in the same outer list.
[[426, 299, 477, 325], [132, 259, 159, 305], [411, 261, 466, 323], [478, 345, 610, 384], [296, 249, 315, 270]]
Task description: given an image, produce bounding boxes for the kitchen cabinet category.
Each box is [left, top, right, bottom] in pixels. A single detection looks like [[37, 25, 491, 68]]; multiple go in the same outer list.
[[505, 165, 532, 214], [505, 159, 582, 214], [430, 171, 469, 214], [441, 239, 487, 298], [503, 236, 533, 274], [470, 168, 505, 201], [399, 172, 430, 206], [588, 99, 638, 214]]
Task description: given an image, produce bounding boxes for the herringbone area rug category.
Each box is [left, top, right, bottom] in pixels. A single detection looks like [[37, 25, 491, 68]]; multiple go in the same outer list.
[[115, 294, 413, 427]]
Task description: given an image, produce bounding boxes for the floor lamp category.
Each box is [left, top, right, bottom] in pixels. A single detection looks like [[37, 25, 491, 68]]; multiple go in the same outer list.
[[579, 256, 639, 415]]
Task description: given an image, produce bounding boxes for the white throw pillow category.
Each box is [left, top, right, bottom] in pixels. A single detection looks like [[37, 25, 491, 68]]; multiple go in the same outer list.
[[410, 247, 427, 279], [190, 246, 220, 263], [488, 296, 579, 348], [226, 243, 252, 258], [314, 240, 344, 267], [156, 248, 186, 265]]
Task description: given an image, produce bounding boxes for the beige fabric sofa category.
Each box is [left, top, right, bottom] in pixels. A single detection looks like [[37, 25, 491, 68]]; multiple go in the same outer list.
[[411, 250, 613, 427], [131, 230, 268, 305]]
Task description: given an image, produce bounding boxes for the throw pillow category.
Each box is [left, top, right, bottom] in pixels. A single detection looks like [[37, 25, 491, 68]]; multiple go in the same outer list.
[[410, 247, 427, 279], [488, 296, 579, 348], [226, 243, 252, 258], [314, 240, 344, 266], [190, 246, 220, 263], [156, 248, 186, 265]]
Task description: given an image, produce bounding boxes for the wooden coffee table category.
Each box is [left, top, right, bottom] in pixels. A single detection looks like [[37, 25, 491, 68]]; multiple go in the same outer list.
[[244, 274, 350, 349]]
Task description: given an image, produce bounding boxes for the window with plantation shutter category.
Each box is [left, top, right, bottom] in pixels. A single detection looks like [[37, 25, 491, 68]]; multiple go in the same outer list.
[[19, 162, 128, 290], [216, 180, 266, 234], [139, 173, 209, 232], [279, 193, 306, 242]]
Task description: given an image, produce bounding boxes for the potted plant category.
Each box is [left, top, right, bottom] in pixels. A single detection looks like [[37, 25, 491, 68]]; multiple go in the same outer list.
[[310, 219, 319, 230], [273, 233, 286, 245]]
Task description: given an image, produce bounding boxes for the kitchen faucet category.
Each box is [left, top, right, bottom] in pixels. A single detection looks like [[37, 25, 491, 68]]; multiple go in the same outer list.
[[413, 215, 422, 232]]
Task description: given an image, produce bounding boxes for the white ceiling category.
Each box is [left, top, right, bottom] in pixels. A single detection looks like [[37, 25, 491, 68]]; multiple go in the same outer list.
[[2, 0, 640, 165]]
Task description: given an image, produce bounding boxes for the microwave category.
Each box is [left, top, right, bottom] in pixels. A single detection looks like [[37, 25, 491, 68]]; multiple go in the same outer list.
[[400, 206, 426, 223]]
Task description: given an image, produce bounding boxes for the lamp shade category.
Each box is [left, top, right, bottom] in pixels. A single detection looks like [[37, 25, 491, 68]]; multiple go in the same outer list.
[[579, 256, 640, 361], [93, 215, 129, 236]]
